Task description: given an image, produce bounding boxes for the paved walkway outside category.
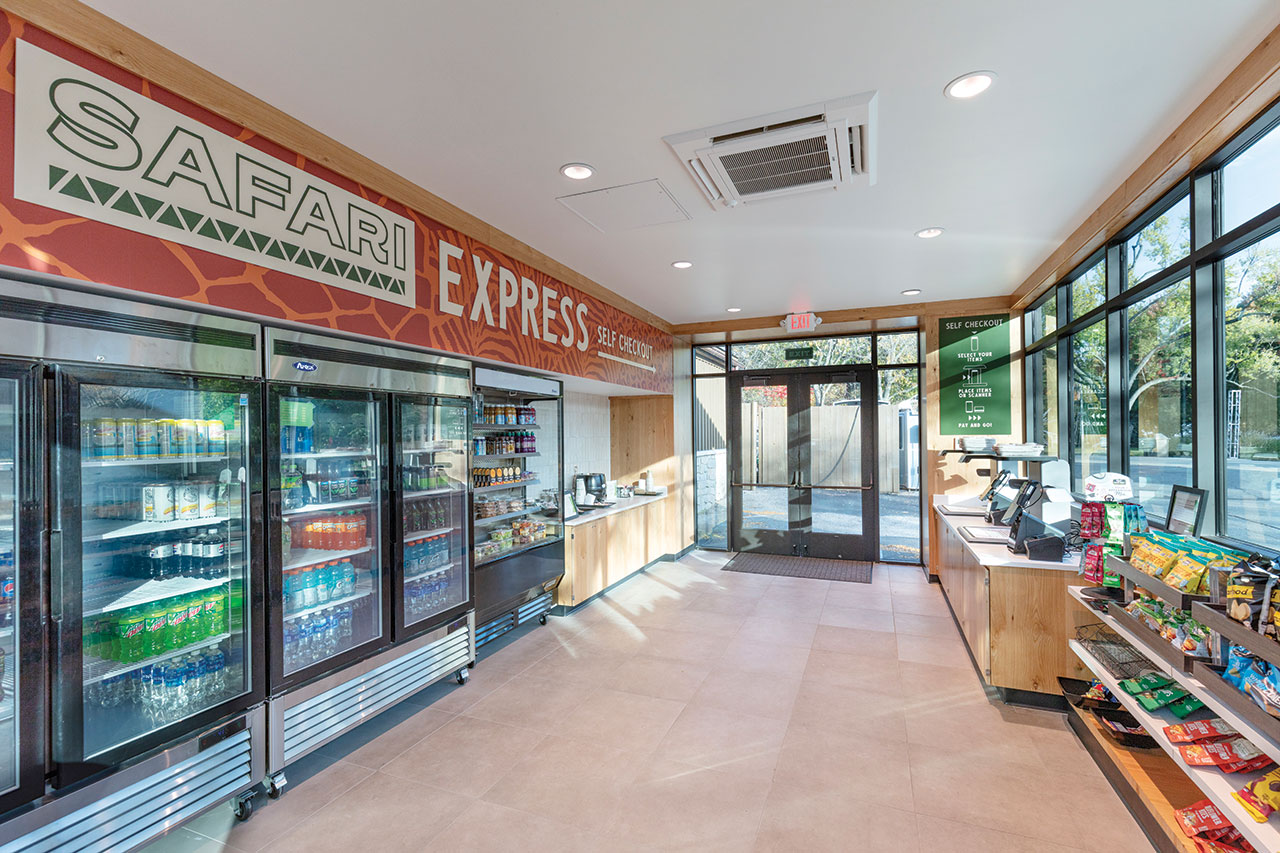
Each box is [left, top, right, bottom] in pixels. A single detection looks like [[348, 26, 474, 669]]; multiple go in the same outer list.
[[144, 551, 1151, 852]]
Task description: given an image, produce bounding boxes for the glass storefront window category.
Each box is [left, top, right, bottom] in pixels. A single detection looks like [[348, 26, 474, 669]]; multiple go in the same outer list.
[[1126, 196, 1190, 288], [694, 345, 727, 375], [1070, 321, 1108, 490], [1070, 259, 1107, 320], [1126, 279, 1192, 519], [876, 333, 918, 365], [730, 336, 871, 370], [877, 369, 920, 561], [1223, 231, 1280, 542], [694, 377, 727, 549], [1027, 292, 1058, 343], [1223, 121, 1280, 236], [1029, 345, 1058, 458]]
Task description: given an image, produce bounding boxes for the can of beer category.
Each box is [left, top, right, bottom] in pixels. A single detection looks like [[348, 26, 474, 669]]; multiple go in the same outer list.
[[176, 482, 200, 520], [142, 484, 175, 523], [81, 420, 92, 459], [118, 418, 138, 459], [173, 419, 196, 456], [193, 420, 209, 456], [135, 419, 160, 457], [91, 418, 119, 458], [157, 419, 176, 457], [197, 480, 218, 518], [206, 419, 227, 455]]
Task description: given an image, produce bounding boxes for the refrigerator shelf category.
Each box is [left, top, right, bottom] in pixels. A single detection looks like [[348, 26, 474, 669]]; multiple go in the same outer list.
[[283, 543, 372, 571], [281, 449, 374, 461], [404, 526, 454, 540], [283, 584, 373, 622], [83, 632, 231, 684], [474, 506, 542, 525], [473, 452, 540, 461], [282, 497, 373, 517], [84, 575, 229, 618], [402, 443, 463, 454], [472, 423, 539, 431], [404, 486, 461, 498], [474, 479, 540, 494], [82, 514, 232, 542], [403, 561, 459, 583], [477, 535, 563, 566], [81, 454, 230, 469]]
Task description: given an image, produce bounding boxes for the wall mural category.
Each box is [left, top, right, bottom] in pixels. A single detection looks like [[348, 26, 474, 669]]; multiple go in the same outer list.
[[0, 14, 672, 392]]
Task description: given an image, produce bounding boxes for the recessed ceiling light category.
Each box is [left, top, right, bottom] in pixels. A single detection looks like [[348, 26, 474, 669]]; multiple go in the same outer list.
[[901, 289, 922, 297], [671, 261, 693, 269], [560, 163, 594, 180], [915, 227, 945, 239], [944, 71, 996, 100], [727, 307, 742, 313]]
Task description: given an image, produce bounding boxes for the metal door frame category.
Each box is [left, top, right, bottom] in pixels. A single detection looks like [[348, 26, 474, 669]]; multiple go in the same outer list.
[[728, 366, 878, 560]]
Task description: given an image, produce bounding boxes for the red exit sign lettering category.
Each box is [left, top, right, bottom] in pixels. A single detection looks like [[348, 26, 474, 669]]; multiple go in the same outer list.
[[782, 312, 821, 333]]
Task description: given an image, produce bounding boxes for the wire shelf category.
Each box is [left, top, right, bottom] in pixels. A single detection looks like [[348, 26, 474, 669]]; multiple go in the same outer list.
[[1074, 623, 1152, 680]]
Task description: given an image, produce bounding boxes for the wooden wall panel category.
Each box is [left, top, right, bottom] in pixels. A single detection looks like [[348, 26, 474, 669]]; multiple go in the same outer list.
[[610, 395, 677, 489]]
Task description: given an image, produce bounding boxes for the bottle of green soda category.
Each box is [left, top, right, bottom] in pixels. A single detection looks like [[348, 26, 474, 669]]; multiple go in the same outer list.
[[143, 600, 168, 658]]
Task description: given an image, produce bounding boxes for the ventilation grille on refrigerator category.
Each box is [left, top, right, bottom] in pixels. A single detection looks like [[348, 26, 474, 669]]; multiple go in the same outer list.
[[1, 730, 251, 853], [281, 624, 471, 765], [476, 593, 553, 648], [663, 92, 876, 209]]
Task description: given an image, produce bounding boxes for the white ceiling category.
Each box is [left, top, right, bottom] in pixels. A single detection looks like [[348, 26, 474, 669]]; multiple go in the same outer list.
[[80, 0, 1280, 325]]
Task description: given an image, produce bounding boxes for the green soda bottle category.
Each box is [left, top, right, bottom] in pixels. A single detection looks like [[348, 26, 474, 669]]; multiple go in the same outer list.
[[167, 595, 188, 651], [205, 584, 228, 636], [143, 601, 168, 658], [186, 594, 205, 644], [118, 607, 145, 663]]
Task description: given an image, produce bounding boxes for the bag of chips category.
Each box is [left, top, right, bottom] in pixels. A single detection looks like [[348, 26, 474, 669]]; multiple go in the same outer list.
[[1175, 799, 1232, 837], [1234, 766, 1280, 823], [1120, 672, 1174, 694], [1169, 694, 1207, 719], [1179, 737, 1265, 767], [1137, 685, 1191, 711], [1226, 566, 1276, 630], [1165, 719, 1239, 744]]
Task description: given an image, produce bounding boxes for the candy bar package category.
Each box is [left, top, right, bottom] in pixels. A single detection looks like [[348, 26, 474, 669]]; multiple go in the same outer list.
[[1178, 737, 1266, 767], [1165, 719, 1240, 744], [1234, 766, 1280, 823]]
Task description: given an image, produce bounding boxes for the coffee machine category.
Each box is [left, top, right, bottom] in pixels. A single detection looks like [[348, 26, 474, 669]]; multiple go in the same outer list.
[[573, 472, 611, 507]]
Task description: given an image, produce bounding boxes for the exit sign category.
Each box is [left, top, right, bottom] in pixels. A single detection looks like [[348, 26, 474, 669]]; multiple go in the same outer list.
[[782, 312, 821, 333]]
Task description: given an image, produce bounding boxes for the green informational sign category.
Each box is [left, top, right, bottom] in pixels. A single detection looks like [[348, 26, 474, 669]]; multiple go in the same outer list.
[[939, 314, 1012, 435], [785, 346, 814, 361]]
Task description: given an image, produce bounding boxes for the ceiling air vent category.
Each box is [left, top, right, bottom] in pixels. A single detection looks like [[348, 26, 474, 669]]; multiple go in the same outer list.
[[663, 92, 877, 210]]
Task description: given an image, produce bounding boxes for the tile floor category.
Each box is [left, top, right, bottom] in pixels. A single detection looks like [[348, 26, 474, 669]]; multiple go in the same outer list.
[[145, 551, 1152, 852]]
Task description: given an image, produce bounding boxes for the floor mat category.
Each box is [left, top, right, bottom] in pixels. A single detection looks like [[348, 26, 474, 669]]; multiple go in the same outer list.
[[721, 552, 873, 583]]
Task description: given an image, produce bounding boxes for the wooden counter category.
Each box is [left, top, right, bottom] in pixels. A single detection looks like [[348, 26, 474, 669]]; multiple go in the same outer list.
[[556, 493, 676, 608], [932, 498, 1094, 695]]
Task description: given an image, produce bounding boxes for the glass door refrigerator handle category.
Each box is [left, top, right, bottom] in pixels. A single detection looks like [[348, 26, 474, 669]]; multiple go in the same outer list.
[[48, 527, 63, 623]]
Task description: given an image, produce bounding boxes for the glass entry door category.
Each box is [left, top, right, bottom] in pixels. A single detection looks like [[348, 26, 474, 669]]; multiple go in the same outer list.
[[729, 369, 876, 560]]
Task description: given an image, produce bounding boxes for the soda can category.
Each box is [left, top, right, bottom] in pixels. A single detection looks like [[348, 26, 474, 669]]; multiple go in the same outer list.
[[173, 419, 196, 456], [136, 419, 160, 456], [193, 420, 209, 456], [206, 419, 227, 455], [142, 484, 175, 523], [176, 482, 200, 520], [156, 419, 176, 457], [118, 418, 138, 459], [197, 480, 219, 518], [91, 418, 119, 458]]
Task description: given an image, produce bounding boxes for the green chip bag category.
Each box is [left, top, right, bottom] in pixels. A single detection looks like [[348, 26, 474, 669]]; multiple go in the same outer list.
[[1120, 672, 1174, 694], [1168, 695, 1206, 719], [1136, 686, 1190, 711]]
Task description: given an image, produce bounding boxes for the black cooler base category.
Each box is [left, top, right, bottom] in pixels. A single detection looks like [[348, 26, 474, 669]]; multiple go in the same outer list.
[[474, 539, 564, 647]]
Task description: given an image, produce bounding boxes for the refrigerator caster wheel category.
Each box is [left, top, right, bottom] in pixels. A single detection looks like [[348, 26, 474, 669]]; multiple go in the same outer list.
[[456, 669, 469, 685], [233, 793, 254, 821], [538, 614, 548, 625], [266, 772, 287, 799], [467, 661, 476, 669]]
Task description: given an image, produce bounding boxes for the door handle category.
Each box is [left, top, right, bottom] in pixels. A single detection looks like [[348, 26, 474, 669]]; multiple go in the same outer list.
[[730, 482, 795, 488], [807, 483, 875, 491]]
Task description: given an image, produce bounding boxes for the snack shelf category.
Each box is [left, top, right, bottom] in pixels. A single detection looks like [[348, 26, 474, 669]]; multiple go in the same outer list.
[[1073, 586, 1280, 769], [472, 423, 539, 432], [282, 543, 372, 571], [1106, 602, 1209, 674], [1107, 554, 1210, 611], [476, 535, 562, 567], [1192, 603, 1280, 671], [474, 479, 539, 494], [1062, 700, 1202, 853], [84, 633, 231, 685], [473, 506, 542, 526], [83, 515, 231, 542], [84, 575, 230, 618], [282, 497, 372, 517], [1069, 637, 1280, 853], [82, 454, 230, 469], [472, 453, 540, 462], [1194, 662, 1280, 763]]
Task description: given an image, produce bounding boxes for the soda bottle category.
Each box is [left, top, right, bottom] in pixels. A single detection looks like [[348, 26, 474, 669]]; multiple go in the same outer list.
[[117, 607, 145, 663], [143, 600, 167, 658], [167, 595, 188, 651], [203, 586, 223, 637], [186, 594, 205, 644], [205, 528, 226, 579]]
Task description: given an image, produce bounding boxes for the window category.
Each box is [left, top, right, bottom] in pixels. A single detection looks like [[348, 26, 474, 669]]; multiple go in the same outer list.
[[876, 332, 918, 365], [1028, 345, 1058, 457], [1223, 231, 1280, 543], [694, 375, 728, 548], [1069, 321, 1108, 490], [730, 336, 872, 370], [1027, 292, 1057, 343], [1222, 121, 1280, 235], [694, 345, 727, 374], [1126, 279, 1192, 518], [1070, 259, 1107, 319], [877, 368, 920, 562], [1126, 196, 1190, 288]]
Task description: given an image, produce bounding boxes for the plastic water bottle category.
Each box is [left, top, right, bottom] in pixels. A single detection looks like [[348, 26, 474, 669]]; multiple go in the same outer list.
[[337, 604, 352, 647], [162, 662, 183, 721]]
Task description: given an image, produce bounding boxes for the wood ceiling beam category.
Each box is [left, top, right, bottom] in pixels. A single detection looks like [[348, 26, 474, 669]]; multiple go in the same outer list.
[[1008, 20, 1280, 311], [1, 0, 675, 333], [670, 294, 1015, 337]]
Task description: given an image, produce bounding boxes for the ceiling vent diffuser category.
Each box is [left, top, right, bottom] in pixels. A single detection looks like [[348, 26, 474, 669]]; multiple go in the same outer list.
[[663, 92, 877, 209]]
